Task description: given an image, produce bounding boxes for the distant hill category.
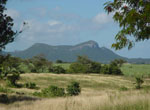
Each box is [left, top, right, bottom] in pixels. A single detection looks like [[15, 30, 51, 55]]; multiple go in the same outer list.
[[4, 40, 150, 64]]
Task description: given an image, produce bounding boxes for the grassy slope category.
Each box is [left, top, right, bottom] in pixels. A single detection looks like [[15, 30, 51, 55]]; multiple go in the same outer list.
[[1, 72, 150, 110], [0, 64, 150, 110]]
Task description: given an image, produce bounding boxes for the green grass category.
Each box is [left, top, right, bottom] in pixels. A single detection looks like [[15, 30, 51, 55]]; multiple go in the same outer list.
[[53, 63, 71, 69], [121, 64, 150, 77]]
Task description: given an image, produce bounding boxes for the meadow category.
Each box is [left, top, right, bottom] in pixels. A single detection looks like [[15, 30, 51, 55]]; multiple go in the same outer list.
[[0, 64, 150, 110]]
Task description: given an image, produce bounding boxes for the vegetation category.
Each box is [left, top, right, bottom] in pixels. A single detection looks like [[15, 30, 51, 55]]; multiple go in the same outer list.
[[135, 77, 144, 89], [34, 85, 65, 97], [6, 72, 20, 87], [0, 0, 17, 51], [68, 56, 101, 73], [67, 81, 81, 96], [25, 82, 37, 89], [0, 73, 150, 110], [50, 66, 66, 74], [104, 0, 150, 50]]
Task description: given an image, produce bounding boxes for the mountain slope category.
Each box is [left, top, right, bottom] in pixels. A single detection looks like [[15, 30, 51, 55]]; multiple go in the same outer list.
[[8, 41, 123, 63], [7, 40, 150, 64]]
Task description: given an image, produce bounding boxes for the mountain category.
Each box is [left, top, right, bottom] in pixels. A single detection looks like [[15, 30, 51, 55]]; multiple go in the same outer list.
[[5, 40, 150, 64]]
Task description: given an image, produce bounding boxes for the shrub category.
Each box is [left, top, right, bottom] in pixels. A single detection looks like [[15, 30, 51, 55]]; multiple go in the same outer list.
[[50, 66, 66, 74], [135, 77, 144, 89], [68, 62, 101, 74], [68, 63, 87, 73], [101, 65, 110, 74], [6, 72, 20, 87], [119, 86, 128, 91], [56, 60, 63, 63], [34, 85, 65, 97], [0, 86, 13, 93], [109, 65, 122, 75], [25, 82, 37, 89], [101, 63, 122, 75], [18, 63, 30, 73], [67, 81, 81, 96]]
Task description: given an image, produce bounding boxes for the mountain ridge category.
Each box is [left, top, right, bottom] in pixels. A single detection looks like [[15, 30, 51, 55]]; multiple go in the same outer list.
[[4, 40, 150, 64]]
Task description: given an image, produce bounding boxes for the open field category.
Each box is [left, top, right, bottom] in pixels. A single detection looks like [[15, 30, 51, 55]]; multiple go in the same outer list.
[[1, 72, 150, 110], [121, 64, 150, 77]]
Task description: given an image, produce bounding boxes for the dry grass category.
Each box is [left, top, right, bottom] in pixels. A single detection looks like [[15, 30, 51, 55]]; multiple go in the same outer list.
[[1, 73, 150, 110], [0, 91, 150, 110]]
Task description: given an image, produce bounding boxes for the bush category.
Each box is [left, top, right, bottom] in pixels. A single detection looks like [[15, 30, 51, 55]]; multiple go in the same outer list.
[[68, 62, 101, 74], [68, 63, 87, 73], [0, 86, 13, 93], [6, 72, 20, 87], [119, 86, 128, 91], [18, 63, 30, 73], [67, 81, 81, 96], [50, 66, 66, 74], [101, 65, 110, 74], [33, 85, 65, 97], [25, 82, 37, 89], [109, 65, 122, 75], [101, 63, 122, 75], [135, 77, 144, 89], [56, 60, 63, 63]]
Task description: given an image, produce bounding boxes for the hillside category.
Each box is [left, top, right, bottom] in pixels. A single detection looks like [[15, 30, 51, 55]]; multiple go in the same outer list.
[[5, 40, 150, 64]]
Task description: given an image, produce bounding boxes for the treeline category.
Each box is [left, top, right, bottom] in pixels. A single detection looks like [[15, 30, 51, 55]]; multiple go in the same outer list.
[[0, 54, 126, 76]]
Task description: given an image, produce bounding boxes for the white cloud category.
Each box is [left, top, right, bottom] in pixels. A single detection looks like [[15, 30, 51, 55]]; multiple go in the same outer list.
[[48, 20, 62, 26], [5, 9, 20, 19], [93, 13, 113, 24]]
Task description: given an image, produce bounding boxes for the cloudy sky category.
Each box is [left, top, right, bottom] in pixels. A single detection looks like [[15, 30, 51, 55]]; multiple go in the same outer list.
[[5, 0, 150, 58]]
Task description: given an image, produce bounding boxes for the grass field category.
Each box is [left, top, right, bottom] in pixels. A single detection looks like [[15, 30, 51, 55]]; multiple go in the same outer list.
[[0, 70, 150, 110], [0, 64, 150, 110], [121, 64, 150, 77]]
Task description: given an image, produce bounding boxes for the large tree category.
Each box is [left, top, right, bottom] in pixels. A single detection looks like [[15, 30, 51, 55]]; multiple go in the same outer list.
[[0, 0, 18, 51], [104, 0, 150, 50]]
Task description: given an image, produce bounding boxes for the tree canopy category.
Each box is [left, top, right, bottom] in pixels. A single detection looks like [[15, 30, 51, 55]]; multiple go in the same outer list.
[[0, 0, 17, 51], [104, 0, 150, 50]]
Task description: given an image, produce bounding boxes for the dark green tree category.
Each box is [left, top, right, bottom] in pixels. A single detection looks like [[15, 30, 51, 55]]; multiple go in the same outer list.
[[31, 54, 52, 73], [0, 0, 17, 51], [104, 0, 150, 50]]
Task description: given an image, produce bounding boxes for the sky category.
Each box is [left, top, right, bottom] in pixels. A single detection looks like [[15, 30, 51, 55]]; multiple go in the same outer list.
[[4, 0, 150, 58]]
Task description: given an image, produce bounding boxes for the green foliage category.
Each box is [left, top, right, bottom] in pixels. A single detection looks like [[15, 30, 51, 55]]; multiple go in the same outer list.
[[119, 86, 128, 91], [135, 77, 144, 89], [109, 64, 122, 75], [66, 81, 81, 96], [104, 0, 150, 50], [68, 56, 101, 73], [0, 0, 17, 50], [68, 62, 87, 73], [101, 65, 110, 74], [6, 72, 20, 87], [0, 86, 13, 93], [56, 60, 63, 63], [101, 60, 122, 75], [50, 66, 66, 74], [33, 85, 65, 97], [25, 82, 37, 89], [30, 54, 52, 73], [18, 63, 30, 73]]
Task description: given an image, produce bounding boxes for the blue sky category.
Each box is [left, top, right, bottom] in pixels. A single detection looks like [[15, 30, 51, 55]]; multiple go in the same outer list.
[[4, 0, 150, 58]]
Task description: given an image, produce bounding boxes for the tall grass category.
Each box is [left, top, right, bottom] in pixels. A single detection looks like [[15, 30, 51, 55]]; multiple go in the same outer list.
[[1, 92, 150, 110]]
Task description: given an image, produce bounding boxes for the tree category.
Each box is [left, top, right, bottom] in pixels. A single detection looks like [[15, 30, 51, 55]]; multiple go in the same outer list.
[[31, 54, 52, 73], [104, 0, 150, 50], [0, 0, 16, 51]]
